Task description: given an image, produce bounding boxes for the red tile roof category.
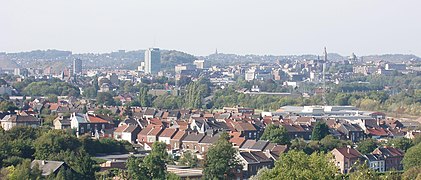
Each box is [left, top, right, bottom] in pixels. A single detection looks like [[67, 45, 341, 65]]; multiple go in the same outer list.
[[335, 147, 363, 159], [159, 128, 178, 138], [114, 125, 128, 133], [87, 114, 109, 123]]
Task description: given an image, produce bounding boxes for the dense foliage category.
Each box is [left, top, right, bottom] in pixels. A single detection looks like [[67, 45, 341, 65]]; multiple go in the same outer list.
[[260, 124, 290, 145], [203, 132, 240, 180]]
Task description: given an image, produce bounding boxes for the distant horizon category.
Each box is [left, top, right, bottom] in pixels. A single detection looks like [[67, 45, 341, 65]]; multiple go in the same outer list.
[[1, 48, 420, 58]]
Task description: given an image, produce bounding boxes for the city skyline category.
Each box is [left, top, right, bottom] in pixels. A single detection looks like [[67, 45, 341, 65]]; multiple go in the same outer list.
[[1, 0, 420, 56]]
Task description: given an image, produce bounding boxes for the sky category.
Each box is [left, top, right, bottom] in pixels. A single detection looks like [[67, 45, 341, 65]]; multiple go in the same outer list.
[[1, 0, 420, 56]]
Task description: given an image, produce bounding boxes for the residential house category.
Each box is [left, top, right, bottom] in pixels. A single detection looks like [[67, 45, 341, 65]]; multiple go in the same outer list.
[[331, 147, 364, 174], [53, 116, 71, 130], [238, 151, 274, 178], [70, 113, 115, 137], [1, 114, 40, 130], [170, 130, 187, 150], [143, 108, 156, 119], [282, 124, 313, 140], [233, 121, 259, 140], [182, 132, 205, 153], [198, 133, 219, 153], [159, 128, 179, 145], [364, 154, 385, 173], [337, 123, 365, 142], [372, 146, 404, 171], [114, 124, 141, 143]]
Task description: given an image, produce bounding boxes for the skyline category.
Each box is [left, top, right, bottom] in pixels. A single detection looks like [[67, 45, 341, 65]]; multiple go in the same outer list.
[[1, 0, 421, 56]]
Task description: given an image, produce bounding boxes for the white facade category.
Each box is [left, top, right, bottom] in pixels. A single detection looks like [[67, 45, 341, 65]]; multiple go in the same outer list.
[[144, 48, 161, 74]]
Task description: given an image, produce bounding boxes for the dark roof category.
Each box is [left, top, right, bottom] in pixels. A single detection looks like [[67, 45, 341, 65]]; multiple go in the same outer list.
[[374, 146, 404, 157], [364, 154, 384, 161], [199, 134, 219, 144], [250, 140, 269, 151], [240, 140, 256, 149], [123, 125, 139, 133], [144, 109, 156, 116], [31, 160, 65, 176], [183, 133, 205, 142], [2, 115, 39, 122]]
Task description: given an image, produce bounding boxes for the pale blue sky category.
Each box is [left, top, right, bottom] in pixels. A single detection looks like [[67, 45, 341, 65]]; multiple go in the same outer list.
[[1, 0, 420, 56]]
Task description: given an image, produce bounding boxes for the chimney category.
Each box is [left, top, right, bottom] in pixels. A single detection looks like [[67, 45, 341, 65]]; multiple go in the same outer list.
[[347, 148, 350, 154], [41, 160, 46, 165]]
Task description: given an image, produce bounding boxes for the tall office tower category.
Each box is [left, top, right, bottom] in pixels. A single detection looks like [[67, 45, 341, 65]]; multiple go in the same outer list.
[[144, 48, 161, 74], [73, 58, 82, 75]]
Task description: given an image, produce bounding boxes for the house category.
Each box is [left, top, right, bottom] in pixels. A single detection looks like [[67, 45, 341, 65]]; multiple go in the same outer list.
[[182, 133, 205, 153], [31, 160, 69, 177], [366, 128, 389, 139], [264, 144, 289, 161], [249, 140, 269, 151], [158, 128, 179, 145], [0, 114, 40, 130], [233, 121, 259, 140], [147, 126, 163, 143], [331, 147, 364, 174], [143, 108, 156, 119], [238, 151, 274, 178], [137, 125, 153, 143], [364, 154, 385, 173], [337, 123, 365, 142], [114, 124, 141, 143], [167, 110, 181, 121], [198, 133, 219, 153], [372, 146, 404, 171], [190, 119, 210, 133], [170, 130, 187, 150], [282, 124, 313, 140], [53, 116, 71, 130], [70, 113, 115, 137]]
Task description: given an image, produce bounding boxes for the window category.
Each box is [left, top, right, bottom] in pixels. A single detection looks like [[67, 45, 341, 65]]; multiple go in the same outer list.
[[87, 124, 90, 130]]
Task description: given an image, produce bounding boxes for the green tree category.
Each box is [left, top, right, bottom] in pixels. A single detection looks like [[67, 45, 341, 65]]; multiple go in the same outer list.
[[139, 87, 151, 107], [320, 135, 350, 152], [311, 122, 329, 141], [258, 150, 338, 179], [203, 132, 240, 180], [33, 130, 81, 159], [96, 92, 115, 106], [349, 162, 379, 180], [402, 143, 421, 170], [8, 159, 42, 180], [178, 150, 198, 168], [402, 166, 421, 180], [143, 141, 168, 179], [260, 124, 290, 145], [0, 101, 18, 112], [126, 156, 148, 180], [357, 138, 377, 154], [388, 137, 413, 152]]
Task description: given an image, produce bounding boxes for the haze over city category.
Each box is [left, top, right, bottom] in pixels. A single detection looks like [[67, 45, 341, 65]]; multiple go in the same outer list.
[[1, 0, 421, 56]]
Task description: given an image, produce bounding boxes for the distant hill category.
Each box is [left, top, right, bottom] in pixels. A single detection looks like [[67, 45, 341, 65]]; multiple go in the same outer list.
[[361, 54, 420, 63], [0, 56, 20, 69]]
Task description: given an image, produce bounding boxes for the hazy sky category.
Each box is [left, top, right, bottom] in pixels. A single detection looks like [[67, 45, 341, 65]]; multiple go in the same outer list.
[[1, 0, 420, 56]]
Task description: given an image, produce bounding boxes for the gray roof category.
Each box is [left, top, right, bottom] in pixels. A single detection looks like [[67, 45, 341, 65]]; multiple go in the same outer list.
[[31, 160, 65, 176], [183, 133, 205, 142], [250, 140, 269, 151]]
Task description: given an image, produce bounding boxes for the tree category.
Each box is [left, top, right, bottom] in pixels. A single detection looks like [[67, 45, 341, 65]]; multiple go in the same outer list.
[[349, 162, 379, 180], [402, 143, 421, 170], [96, 92, 115, 106], [311, 122, 329, 141], [0, 101, 18, 112], [143, 141, 168, 179], [357, 138, 377, 154], [320, 135, 350, 152], [388, 137, 413, 152], [258, 150, 338, 179], [8, 159, 42, 180], [33, 130, 81, 159], [203, 132, 240, 180], [402, 166, 421, 180], [178, 150, 198, 168], [139, 87, 151, 107], [126, 156, 148, 180], [260, 124, 290, 145]]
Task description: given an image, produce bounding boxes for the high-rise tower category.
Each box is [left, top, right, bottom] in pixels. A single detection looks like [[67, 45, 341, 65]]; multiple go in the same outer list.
[[73, 58, 82, 75], [144, 48, 161, 74]]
